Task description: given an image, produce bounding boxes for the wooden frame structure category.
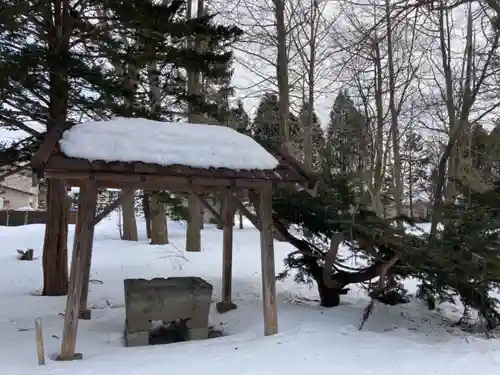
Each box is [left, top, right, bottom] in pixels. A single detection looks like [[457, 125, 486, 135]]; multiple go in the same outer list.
[[32, 124, 316, 361]]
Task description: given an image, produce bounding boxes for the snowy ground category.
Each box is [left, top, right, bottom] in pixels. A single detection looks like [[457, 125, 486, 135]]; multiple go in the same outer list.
[[1, 214, 499, 374]]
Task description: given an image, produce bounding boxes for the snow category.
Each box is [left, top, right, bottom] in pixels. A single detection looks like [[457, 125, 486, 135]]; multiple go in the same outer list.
[[14, 206, 35, 211], [1, 214, 500, 374], [59, 118, 279, 170]]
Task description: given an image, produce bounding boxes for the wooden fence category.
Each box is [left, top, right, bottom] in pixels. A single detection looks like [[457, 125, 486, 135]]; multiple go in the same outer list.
[[0, 210, 77, 226]]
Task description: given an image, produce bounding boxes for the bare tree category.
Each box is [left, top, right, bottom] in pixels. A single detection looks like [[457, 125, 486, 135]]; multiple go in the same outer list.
[[331, 0, 423, 218], [289, 0, 338, 168], [417, 2, 500, 236], [217, 0, 304, 131]]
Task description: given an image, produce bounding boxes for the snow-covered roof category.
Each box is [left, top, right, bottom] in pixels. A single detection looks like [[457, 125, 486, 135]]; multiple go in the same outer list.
[[15, 206, 35, 211], [0, 174, 37, 196], [58, 118, 279, 171]]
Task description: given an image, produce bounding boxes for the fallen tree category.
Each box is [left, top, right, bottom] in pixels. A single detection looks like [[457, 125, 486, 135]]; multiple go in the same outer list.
[[262, 173, 500, 329]]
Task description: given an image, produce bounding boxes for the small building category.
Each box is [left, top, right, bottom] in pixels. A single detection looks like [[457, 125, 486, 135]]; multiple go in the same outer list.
[[0, 174, 38, 210], [385, 197, 432, 220]]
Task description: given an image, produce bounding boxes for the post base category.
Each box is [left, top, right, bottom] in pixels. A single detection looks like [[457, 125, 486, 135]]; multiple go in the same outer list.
[[55, 353, 83, 361], [216, 301, 237, 313], [79, 309, 92, 320]]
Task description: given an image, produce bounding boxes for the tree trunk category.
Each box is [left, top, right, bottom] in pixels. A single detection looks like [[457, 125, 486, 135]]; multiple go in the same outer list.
[[121, 189, 138, 241], [385, 0, 403, 223], [185, 0, 204, 252], [318, 283, 341, 307], [273, 0, 290, 143], [369, 37, 387, 218], [303, 0, 318, 170], [42, 179, 69, 296], [42, 0, 72, 296], [142, 191, 152, 238], [149, 191, 169, 245]]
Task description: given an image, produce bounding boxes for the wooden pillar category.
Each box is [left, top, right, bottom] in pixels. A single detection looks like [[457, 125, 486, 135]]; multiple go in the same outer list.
[[79, 184, 99, 320], [216, 190, 237, 313], [258, 185, 278, 335], [57, 181, 98, 361]]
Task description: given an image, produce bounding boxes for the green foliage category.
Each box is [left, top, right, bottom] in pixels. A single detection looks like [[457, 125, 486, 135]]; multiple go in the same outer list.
[[226, 100, 251, 134], [273, 142, 500, 328], [326, 91, 369, 174], [156, 192, 189, 221], [250, 93, 301, 143], [99, 0, 242, 121], [0, 0, 111, 131], [401, 128, 431, 206], [297, 102, 325, 170], [416, 185, 500, 328], [0, 0, 242, 166]]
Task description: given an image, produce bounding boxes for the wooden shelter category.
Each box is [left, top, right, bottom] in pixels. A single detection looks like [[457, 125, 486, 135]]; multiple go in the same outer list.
[[32, 119, 316, 361]]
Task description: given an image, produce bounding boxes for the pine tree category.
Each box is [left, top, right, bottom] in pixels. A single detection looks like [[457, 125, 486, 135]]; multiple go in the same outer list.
[[0, 0, 242, 294], [326, 91, 370, 175], [401, 128, 430, 217], [227, 100, 250, 134], [273, 149, 500, 328], [101, 0, 242, 241], [298, 102, 324, 171], [250, 93, 301, 151], [99, 0, 241, 121], [0, 0, 117, 295]]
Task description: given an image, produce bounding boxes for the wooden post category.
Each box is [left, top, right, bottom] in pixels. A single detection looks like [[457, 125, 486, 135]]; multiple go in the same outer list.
[[186, 194, 202, 251], [57, 181, 98, 361], [258, 185, 278, 335], [216, 190, 237, 313], [79, 185, 99, 320], [35, 318, 45, 365]]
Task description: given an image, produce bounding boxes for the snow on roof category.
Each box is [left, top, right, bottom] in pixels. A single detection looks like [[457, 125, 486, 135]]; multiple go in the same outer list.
[[15, 206, 35, 211], [59, 118, 279, 170]]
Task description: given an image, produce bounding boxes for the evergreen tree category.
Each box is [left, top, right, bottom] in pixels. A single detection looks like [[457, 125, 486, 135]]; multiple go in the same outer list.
[[486, 121, 500, 179], [326, 91, 370, 175], [101, 0, 242, 241], [0, 0, 115, 295], [227, 100, 251, 134], [100, 0, 241, 121], [298, 102, 324, 170], [250, 92, 301, 150], [273, 148, 500, 329], [401, 128, 430, 217], [0, 0, 242, 294]]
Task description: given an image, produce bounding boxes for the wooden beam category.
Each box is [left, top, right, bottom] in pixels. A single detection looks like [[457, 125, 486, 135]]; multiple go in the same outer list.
[[57, 181, 98, 360], [61, 178, 226, 193], [93, 193, 126, 225], [216, 190, 237, 313], [44, 170, 299, 190], [229, 194, 260, 230], [195, 194, 224, 227], [46, 172, 262, 192], [79, 183, 100, 319], [258, 185, 278, 336]]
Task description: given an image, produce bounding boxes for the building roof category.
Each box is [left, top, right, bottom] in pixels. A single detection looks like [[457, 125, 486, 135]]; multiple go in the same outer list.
[[32, 118, 317, 191], [0, 182, 36, 196]]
